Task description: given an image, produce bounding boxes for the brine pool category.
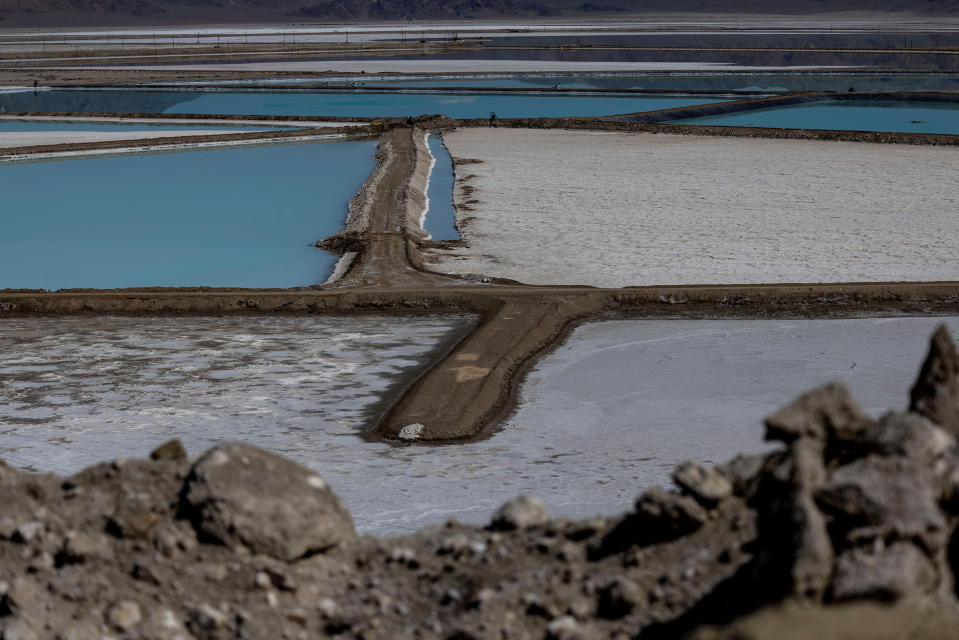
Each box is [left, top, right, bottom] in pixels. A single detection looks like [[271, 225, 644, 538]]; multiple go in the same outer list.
[[0, 139, 376, 290], [423, 133, 459, 241], [0, 88, 727, 119], [676, 99, 959, 135], [153, 73, 959, 93], [1, 315, 955, 535]]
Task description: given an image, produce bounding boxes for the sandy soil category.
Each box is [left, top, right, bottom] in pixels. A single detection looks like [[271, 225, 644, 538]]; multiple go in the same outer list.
[[434, 128, 959, 286]]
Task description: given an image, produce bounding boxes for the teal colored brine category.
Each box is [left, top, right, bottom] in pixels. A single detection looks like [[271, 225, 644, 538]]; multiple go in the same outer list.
[[423, 134, 459, 242], [0, 89, 729, 119], [0, 140, 376, 290], [677, 100, 959, 135]]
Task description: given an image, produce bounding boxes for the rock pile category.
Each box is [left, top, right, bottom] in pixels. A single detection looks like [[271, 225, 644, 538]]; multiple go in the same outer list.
[[2, 327, 959, 639]]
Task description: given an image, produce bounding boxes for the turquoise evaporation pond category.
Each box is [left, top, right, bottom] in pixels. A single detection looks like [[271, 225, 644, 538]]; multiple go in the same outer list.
[[424, 134, 458, 241], [3, 89, 729, 119], [169, 91, 727, 119], [676, 100, 959, 135], [0, 140, 376, 290]]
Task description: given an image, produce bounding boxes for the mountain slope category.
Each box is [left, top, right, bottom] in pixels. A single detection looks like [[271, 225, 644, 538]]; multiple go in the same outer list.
[[1, 0, 956, 26]]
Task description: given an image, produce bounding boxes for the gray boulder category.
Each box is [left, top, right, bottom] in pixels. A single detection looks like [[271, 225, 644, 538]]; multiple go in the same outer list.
[[597, 576, 642, 619], [674, 461, 732, 507], [830, 543, 936, 602], [634, 487, 708, 540], [150, 439, 187, 461], [490, 495, 549, 530], [789, 491, 834, 600], [815, 456, 945, 551], [718, 453, 767, 499], [865, 412, 953, 461], [765, 382, 873, 444], [775, 439, 833, 600], [910, 325, 959, 437], [182, 442, 355, 561]]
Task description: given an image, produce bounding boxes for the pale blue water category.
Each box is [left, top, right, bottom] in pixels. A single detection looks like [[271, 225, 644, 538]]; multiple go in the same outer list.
[[0, 119, 282, 132], [0, 140, 376, 290], [168, 91, 730, 119], [161, 73, 959, 93], [677, 100, 959, 135], [424, 134, 458, 241], [0, 89, 726, 119]]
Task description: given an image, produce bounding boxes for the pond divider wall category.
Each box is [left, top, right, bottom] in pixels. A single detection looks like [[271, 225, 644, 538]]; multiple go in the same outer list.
[[344, 134, 394, 236], [134, 85, 771, 97], [0, 110, 373, 124], [0, 124, 373, 159]]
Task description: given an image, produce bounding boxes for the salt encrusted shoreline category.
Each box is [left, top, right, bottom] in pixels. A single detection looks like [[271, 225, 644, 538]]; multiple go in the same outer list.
[[321, 251, 357, 285], [404, 129, 434, 244], [418, 131, 437, 240], [0, 132, 347, 162]]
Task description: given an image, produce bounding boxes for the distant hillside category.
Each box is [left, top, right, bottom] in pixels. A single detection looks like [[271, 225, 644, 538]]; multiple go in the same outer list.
[[1, 0, 957, 27]]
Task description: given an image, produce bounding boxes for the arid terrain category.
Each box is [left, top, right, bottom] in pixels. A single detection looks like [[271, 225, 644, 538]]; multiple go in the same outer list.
[[3, 10, 959, 638]]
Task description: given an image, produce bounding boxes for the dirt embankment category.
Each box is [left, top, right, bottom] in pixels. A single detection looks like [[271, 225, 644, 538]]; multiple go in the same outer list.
[[4, 326, 959, 639], [0, 111, 384, 159], [0, 125, 371, 158], [317, 132, 396, 256]]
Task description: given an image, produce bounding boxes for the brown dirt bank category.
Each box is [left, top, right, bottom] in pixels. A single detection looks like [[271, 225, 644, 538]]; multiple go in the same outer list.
[[0, 114, 444, 159], [0, 125, 373, 157], [0, 111, 371, 124], [135, 85, 774, 96], [4, 327, 959, 639], [4, 282, 959, 316]]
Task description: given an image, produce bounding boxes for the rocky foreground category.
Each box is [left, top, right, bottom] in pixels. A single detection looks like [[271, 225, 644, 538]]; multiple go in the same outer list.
[[4, 327, 959, 639]]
